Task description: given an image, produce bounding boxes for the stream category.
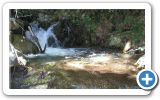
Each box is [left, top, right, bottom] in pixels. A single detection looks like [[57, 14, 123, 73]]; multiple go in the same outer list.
[[10, 24, 140, 89], [10, 48, 139, 89]]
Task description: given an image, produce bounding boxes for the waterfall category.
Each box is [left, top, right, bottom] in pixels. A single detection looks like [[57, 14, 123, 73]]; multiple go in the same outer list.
[[25, 23, 88, 57], [25, 23, 60, 50]]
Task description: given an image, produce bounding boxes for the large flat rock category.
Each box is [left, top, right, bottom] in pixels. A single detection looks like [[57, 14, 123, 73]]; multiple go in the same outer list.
[[56, 54, 139, 76]]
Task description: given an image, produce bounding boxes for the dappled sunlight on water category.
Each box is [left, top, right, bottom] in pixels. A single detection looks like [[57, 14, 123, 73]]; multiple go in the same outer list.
[[10, 48, 140, 89]]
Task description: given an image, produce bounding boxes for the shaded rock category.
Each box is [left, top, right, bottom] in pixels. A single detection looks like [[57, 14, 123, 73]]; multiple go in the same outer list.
[[10, 66, 28, 76], [10, 18, 24, 31], [134, 55, 145, 69], [109, 35, 123, 49], [9, 18, 27, 36], [10, 34, 39, 54], [9, 43, 27, 67]]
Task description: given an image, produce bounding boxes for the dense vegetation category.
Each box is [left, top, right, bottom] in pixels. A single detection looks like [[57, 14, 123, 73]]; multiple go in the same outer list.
[[9, 9, 144, 89], [10, 9, 145, 50]]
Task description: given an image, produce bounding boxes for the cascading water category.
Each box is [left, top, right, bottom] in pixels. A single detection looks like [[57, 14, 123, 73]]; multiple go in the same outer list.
[[25, 23, 60, 49], [25, 23, 89, 57]]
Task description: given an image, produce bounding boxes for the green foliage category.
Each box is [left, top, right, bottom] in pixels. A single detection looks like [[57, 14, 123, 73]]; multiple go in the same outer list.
[[11, 9, 145, 48]]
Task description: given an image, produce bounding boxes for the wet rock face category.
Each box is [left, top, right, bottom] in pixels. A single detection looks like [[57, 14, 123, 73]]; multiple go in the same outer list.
[[10, 34, 39, 54]]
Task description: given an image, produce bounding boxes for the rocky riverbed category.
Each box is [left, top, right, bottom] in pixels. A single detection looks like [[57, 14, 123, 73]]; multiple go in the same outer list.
[[10, 49, 140, 89]]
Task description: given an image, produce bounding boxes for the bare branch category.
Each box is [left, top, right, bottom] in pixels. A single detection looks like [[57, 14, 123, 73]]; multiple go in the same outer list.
[[28, 26, 43, 53], [15, 9, 18, 18]]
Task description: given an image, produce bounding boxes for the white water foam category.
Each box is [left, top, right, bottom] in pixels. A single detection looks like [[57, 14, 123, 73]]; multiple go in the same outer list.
[[25, 24, 60, 50], [45, 47, 76, 56], [25, 53, 47, 59], [25, 24, 89, 58]]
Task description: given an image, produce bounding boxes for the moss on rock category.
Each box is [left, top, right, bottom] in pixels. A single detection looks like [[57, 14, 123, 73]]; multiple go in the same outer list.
[[10, 34, 39, 54]]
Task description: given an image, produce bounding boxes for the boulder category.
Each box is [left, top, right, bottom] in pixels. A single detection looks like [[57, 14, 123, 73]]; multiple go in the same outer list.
[[9, 43, 27, 67], [109, 35, 123, 49], [10, 34, 39, 54], [134, 55, 145, 69]]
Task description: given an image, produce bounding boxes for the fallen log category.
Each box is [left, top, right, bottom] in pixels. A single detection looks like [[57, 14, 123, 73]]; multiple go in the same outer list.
[[28, 26, 46, 53]]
